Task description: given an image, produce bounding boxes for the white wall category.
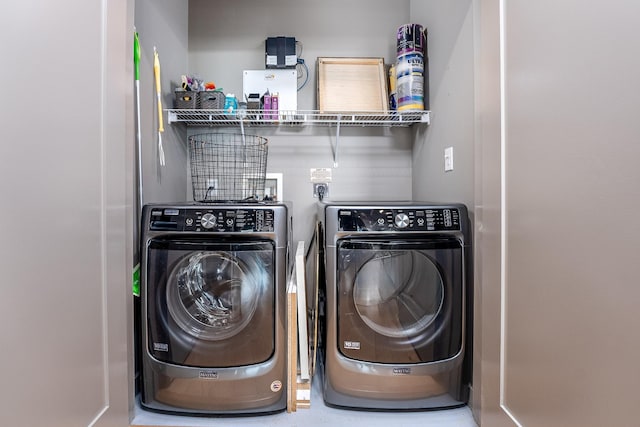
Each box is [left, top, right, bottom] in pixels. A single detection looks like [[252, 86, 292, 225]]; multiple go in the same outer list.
[[135, 0, 190, 205], [410, 1, 475, 210], [0, 0, 134, 425], [474, 0, 640, 426], [188, 0, 414, 245], [480, 1, 640, 426]]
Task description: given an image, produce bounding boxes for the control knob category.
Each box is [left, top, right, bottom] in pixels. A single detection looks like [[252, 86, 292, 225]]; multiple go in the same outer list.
[[200, 213, 216, 229], [394, 213, 410, 229]]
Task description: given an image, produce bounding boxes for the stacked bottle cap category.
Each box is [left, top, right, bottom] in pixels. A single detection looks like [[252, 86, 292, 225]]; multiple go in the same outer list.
[[395, 24, 427, 111]]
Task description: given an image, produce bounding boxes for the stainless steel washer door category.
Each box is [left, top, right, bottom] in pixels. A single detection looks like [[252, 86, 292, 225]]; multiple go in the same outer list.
[[145, 238, 275, 368]]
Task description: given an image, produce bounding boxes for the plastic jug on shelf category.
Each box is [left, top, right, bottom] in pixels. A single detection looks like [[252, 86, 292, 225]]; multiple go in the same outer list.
[[224, 93, 237, 114]]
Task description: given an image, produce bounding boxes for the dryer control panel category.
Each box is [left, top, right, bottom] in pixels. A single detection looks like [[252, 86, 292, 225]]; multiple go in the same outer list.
[[149, 207, 275, 232], [338, 208, 461, 232]]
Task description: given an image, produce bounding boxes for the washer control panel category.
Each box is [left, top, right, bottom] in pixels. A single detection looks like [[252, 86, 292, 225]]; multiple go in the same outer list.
[[338, 208, 461, 232], [149, 207, 275, 232]]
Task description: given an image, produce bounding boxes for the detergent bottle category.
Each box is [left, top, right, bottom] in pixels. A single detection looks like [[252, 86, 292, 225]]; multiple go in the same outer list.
[[224, 93, 237, 114]]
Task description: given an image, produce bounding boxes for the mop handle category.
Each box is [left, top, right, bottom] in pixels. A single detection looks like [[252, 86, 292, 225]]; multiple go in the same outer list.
[[153, 47, 164, 133]]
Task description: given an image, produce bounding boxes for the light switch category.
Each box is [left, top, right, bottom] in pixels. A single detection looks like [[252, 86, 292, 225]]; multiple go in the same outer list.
[[444, 147, 454, 172]]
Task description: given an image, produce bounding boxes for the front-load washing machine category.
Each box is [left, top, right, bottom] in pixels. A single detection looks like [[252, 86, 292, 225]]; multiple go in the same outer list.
[[140, 202, 290, 415], [319, 202, 471, 410]]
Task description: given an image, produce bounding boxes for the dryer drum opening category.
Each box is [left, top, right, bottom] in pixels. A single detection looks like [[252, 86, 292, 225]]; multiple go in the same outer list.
[[353, 250, 444, 339]]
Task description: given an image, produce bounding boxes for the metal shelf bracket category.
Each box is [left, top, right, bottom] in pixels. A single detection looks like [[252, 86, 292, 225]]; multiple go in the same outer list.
[[332, 114, 342, 167]]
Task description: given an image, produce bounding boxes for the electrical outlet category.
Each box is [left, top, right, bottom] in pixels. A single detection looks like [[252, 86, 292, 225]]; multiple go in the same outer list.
[[444, 147, 454, 172], [313, 183, 329, 200]]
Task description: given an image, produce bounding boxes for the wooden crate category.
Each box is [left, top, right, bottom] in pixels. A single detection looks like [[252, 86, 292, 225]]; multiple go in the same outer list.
[[317, 57, 388, 112]]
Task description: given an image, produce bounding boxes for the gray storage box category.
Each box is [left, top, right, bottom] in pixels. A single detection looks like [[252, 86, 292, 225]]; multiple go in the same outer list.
[[174, 91, 197, 109], [198, 91, 225, 109]]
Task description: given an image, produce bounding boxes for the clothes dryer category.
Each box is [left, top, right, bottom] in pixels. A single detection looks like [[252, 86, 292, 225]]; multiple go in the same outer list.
[[319, 202, 471, 410], [140, 202, 290, 415]]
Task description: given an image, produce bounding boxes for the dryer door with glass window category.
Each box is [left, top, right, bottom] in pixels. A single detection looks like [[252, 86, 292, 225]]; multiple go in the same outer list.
[[336, 237, 463, 364], [146, 237, 275, 368]]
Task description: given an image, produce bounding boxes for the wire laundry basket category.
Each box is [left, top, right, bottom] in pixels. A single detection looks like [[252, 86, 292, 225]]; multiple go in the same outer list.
[[189, 133, 268, 202]]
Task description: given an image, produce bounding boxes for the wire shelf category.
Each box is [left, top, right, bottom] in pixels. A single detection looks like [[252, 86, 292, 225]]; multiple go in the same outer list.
[[167, 109, 430, 127]]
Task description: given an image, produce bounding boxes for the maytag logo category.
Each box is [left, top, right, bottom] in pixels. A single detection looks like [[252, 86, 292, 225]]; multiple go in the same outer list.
[[344, 341, 360, 350], [153, 342, 168, 352], [199, 371, 218, 380], [393, 367, 411, 375]]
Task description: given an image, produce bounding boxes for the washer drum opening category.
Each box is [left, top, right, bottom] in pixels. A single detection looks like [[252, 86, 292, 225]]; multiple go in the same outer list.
[[166, 251, 263, 341]]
